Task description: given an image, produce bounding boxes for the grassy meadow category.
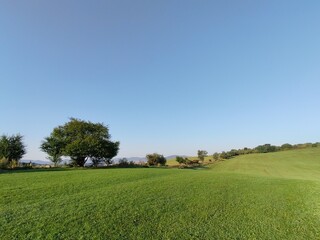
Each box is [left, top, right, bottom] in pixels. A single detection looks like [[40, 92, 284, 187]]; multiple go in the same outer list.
[[1, 148, 320, 239]]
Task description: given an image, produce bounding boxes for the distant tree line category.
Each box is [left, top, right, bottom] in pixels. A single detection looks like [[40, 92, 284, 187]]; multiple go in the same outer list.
[[212, 142, 320, 160], [103, 158, 146, 168], [176, 156, 201, 167], [1, 118, 319, 170], [175, 142, 320, 167]]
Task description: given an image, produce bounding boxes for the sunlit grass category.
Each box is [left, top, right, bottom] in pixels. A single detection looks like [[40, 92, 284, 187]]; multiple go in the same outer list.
[[1, 148, 320, 239]]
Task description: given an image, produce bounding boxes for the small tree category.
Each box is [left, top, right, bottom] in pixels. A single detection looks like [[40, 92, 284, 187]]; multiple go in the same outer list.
[[40, 136, 63, 167], [146, 153, 166, 166], [197, 150, 208, 162], [212, 152, 219, 161], [0, 134, 26, 168]]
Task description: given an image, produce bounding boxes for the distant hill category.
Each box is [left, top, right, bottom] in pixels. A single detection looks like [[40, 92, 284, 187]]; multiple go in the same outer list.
[[21, 160, 51, 165], [113, 157, 146, 163]]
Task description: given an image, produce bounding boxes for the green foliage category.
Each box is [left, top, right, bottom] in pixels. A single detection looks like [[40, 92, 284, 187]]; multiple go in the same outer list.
[[212, 152, 219, 161], [175, 156, 202, 167], [228, 149, 239, 157], [0, 157, 8, 169], [41, 118, 119, 167], [219, 151, 229, 159], [280, 143, 293, 150], [254, 144, 278, 153], [146, 153, 166, 166], [118, 158, 130, 166], [0, 134, 26, 168], [197, 150, 208, 161], [40, 136, 64, 167], [176, 156, 186, 164], [113, 158, 140, 168], [176, 156, 193, 165], [238, 147, 253, 155], [209, 142, 319, 163]]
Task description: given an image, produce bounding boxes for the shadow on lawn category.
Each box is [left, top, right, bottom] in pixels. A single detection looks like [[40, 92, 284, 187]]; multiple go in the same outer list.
[[0, 167, 74, 174], [176, 165, 210, 170], [0, 164, 211, 174]]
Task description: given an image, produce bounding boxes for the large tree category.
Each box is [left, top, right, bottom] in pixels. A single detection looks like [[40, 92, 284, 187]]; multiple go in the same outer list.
[[0, 134, 26, 167], [41, 118, 120, 167]]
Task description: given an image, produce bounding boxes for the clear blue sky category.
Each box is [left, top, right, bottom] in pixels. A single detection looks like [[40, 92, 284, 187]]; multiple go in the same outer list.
[[1, 1, 319, 160]]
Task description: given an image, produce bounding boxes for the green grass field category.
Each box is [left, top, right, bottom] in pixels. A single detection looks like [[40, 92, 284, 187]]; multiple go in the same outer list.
[[1, 148, 320, 239]]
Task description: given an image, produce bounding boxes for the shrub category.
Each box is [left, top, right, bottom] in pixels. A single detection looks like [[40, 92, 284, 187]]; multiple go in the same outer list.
[[146, 153, 166, 166]]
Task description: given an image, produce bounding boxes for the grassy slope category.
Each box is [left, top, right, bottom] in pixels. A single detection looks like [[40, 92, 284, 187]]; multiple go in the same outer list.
[[211, 148, 320, 180], [1, 148, 320, 239]]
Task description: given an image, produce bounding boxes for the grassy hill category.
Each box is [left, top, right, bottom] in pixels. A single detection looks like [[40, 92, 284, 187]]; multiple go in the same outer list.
[[211, 147, 320, 180], [1, 148, 320, 239]]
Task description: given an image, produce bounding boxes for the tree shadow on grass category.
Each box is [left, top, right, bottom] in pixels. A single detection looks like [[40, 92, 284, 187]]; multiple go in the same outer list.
[[175, 165, 210, 170], [0, 167, 74, 174], [0, 165, 211, 174]]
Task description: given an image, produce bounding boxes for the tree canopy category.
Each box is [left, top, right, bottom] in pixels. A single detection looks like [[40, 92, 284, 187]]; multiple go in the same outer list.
[[41, 118, 119, 167], [146, 153, 166, 166], [197, 150, 208, 162], [176, 156, 187, 165], [40, 136, 64, 167]]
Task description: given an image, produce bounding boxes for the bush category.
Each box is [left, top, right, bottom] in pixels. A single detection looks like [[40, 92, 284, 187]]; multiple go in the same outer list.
[[176, 156, 187, 164], [212, 153, 219, 161], [146, 153, 166, 166], [118, 158, 135, 167], [280, 143, 293, 150], [220, 152, 230, 159], [110, 158, 143, 168], [255, 144, 277, 153]]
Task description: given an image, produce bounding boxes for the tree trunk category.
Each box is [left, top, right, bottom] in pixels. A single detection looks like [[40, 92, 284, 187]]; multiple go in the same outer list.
[[76, 157, 87, 167]]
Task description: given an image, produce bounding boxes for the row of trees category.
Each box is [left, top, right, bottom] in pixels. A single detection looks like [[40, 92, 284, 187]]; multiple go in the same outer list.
[[211, 142, 320, 161], [175, 142, 320, 166], [2, 118, 319, 169], [176, 156, 200, 166], [175, 150, 207, 167]]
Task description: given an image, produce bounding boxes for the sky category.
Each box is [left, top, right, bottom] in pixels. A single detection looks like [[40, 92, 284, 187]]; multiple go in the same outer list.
[[1, 0, 320, 160]]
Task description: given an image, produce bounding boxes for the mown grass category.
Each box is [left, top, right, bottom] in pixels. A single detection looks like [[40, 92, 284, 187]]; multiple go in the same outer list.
[[1, 148, 320, 239]]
